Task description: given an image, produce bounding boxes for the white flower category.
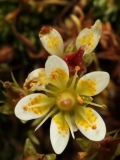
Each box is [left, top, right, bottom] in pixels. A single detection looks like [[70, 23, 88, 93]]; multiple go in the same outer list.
[[39, 19, 102, 57], [15, 55, 109, 154]]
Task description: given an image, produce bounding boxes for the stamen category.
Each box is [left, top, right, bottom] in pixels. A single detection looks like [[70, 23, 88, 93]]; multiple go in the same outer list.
[[78, 109, 97, 130], [77, 96, 83, 104], [55, 77, 63, 89], [79, 110, 93, 127], [35, 107, 58, 131], [26, 100, 54, 109], [51, 73, 63, 90], [84, 101, 107, 109], [65, 113, 75, 139], [69, 65, 80, 89], [92, 125, 97, 130], [23, 106, 28, 111], [75, 66, 80, 71]]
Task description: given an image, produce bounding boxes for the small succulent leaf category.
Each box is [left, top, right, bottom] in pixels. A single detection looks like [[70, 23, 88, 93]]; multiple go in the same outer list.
[[76, 138, 91, 151], [106, 130, 118, 136], [83, 52, 95, 67], [64, 41, 75, 54], [31, 117, 44, 127], [27, 130, 40, 145], [11, 71, 19, 87], [22, 154, 46, 160], [3, 81, 26, 107], [46, 154, 56, 160], [23, 138, 37, 157], [0, 103, 14, 115], [113, 143, 120, 158], [113, 130, 120, 138]]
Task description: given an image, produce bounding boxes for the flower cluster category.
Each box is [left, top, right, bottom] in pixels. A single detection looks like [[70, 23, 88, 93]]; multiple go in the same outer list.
[[14, 20, 110, 154]]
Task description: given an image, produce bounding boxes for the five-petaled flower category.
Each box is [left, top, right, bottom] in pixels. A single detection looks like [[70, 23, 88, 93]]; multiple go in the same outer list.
[[15, 55, 110, 154]]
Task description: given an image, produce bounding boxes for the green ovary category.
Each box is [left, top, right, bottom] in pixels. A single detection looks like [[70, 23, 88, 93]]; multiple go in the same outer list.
[[56, 90, 76, 111]]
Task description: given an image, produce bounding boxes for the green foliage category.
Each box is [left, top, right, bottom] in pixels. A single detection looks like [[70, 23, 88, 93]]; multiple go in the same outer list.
[[23, 138, 56, 160], [76, 132, 120, 160]]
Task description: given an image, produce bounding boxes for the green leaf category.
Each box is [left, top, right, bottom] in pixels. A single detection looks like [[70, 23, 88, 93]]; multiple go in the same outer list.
[[27, 130, 40, 145], [11, 71, 19, 87], [23, 138, 37, 157], [64, 41, 75, 54], [76, 138, 92, 152], [83, 52, 95, 67], [23, 138, 56, 160], [46, 154, 56, 160], [22, 154, 46, 160], [0, 103, 13, 115], [112, 143, 120, 159]]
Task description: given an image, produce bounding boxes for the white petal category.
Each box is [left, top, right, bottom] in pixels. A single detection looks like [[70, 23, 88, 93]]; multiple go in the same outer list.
[[50, 112, 70, 154], [76, 19, 102, 54], [39, 27, 64, 57], [45, 55, 69, 89], [75, 107, 106, 141], [23, 68, 47, 91], [15, 93, 54, 121], [76, 71, 110, 96]]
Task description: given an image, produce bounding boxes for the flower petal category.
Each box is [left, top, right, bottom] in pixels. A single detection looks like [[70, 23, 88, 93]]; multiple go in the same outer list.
[[76, 19, 102, 54], [75, 107, 106, 141], [76, 71, 110, 96], [39, 27, 64, 57], [45, 55, 69, 89], [50, 112, 70, 154], [23, 68, 47, 91], [15, 93, 54, 121]]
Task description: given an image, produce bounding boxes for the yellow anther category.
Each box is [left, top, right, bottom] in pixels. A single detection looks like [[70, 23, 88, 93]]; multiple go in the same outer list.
[[75, 66, 80, 71], [30, 83, 35, 88], [51, 73, 58, 79], [92, 125, 97, 130], [77, 96, 83, 104], [102, 104, 107, 109], [23, 106, 28, 111]]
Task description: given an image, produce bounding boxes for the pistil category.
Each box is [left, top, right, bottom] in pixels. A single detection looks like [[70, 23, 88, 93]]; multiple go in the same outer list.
[[56, 90, 76, 111]]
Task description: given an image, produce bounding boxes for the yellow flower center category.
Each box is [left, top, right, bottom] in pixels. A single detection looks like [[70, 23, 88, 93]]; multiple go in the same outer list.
[[56, 90, 76, 111]]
